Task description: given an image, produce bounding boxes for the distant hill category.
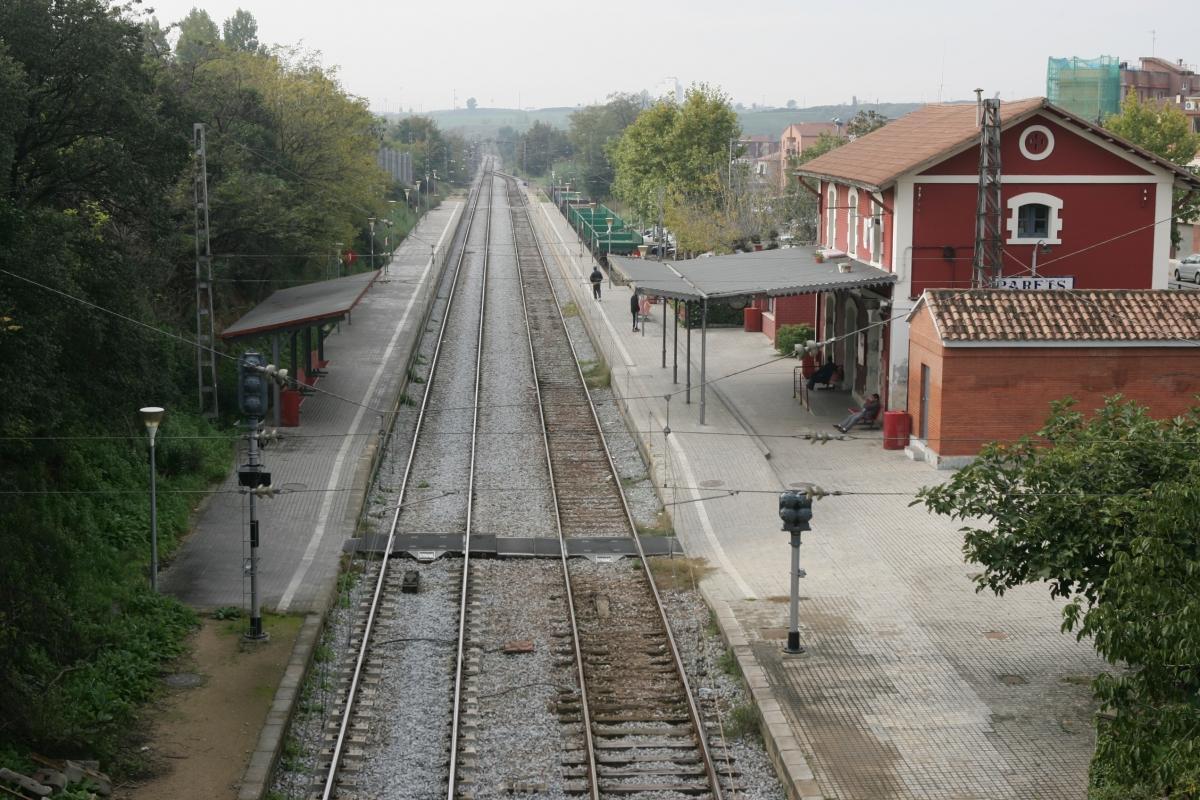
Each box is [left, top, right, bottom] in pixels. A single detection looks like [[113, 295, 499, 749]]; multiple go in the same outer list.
[[388, 101, 939, 140]]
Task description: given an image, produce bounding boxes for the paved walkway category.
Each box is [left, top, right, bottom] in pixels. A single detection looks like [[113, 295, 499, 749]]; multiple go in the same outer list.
[[527, 189, 1108, 800], [162, 202, 463, 613]]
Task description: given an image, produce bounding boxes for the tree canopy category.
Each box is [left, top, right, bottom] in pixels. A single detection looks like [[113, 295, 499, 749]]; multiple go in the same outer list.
[[1105, 91, 1200, 250], [917, 398, 1200, 798], [611, 84, 740, 225], [0, 0, 404, 767], [567, 93, 642, 198]]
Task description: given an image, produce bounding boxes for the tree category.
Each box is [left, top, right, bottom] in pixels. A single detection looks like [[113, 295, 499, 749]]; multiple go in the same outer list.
[[1105, 91, 1200, 250], [175, 7, 220, 64], [568, 92, 641, 197], [846, 109, 888, 139], [917, 398, 1200, 798], [777, 132, 846, 241], [786, 99, 797, 110], [611, 83, 740, 222], [222, 8, 260, 53], [466, 96, 477, 110], [518, 120, 570, 176]]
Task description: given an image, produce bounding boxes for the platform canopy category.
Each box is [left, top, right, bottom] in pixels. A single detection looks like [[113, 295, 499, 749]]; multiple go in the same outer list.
[[221, 270, 378, 341], [608, 246, 896, 301]]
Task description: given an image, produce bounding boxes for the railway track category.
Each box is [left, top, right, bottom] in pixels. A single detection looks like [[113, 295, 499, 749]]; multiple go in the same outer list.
[[318, 167, 729, 800]]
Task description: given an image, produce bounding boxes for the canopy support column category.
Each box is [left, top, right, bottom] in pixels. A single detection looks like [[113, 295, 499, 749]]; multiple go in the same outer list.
[[289, 331, 298, 387], [661, 299, 667, 369], [686, 301, 692, 404], [700, 299, 708, 425], [672, 299, 678, 384], [272, 334, 281, 429]]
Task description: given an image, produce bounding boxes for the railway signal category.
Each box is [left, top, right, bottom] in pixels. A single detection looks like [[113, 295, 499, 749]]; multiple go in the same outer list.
[[778, 490, 814, 654], [238, 351, 270, 641]]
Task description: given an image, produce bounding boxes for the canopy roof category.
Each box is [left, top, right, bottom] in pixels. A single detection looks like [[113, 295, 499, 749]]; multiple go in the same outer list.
[[221, 270, 378, 341], [609, 246, 896, 301]]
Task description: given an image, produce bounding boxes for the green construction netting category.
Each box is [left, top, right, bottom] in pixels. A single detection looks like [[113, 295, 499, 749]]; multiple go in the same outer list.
[[1047, 56, 1121, 123]]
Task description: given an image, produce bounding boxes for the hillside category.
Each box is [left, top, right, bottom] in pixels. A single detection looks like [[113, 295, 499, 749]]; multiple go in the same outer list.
[[386, 101, 934, 139]]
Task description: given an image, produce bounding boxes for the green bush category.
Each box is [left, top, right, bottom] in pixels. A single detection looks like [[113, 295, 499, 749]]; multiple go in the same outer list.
[[775, 323, 815, 357]]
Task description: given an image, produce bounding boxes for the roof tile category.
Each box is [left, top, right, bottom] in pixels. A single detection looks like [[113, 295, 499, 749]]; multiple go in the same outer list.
[[921, 289, 1200, 343]]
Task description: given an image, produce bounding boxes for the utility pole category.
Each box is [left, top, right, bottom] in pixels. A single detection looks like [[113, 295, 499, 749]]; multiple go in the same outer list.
[[972, 90, 1003, 288], [193, 124, 218, 419]]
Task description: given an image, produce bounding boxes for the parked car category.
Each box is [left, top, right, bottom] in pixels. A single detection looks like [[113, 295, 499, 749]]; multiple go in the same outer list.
[[1175, 253, 1200, 283]]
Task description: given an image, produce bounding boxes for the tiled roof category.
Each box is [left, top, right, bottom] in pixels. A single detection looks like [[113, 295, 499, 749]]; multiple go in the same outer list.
[[917, 289, 1200, 343], [795, 99, 1045, 189], [795, 98, 1200, 192]]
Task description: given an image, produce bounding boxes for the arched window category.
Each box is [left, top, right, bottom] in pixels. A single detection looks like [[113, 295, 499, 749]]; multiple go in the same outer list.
[[1006, 192, 1064, 245], [848, 191, 859, 254]]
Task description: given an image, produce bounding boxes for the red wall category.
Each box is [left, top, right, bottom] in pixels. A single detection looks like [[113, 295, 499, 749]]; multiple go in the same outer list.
[[922, 115, 1152, 176], [760, 294, 818, 345], [820, 182, 895, 269], [909, 182, 1157, 297], [908, 307, 1200, 457]]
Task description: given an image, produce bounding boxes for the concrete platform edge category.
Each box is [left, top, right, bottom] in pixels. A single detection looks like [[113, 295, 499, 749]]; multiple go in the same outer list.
[[235, 201, 464, 800], [529, 193, 824, 800], [236, 612, 323, 800]]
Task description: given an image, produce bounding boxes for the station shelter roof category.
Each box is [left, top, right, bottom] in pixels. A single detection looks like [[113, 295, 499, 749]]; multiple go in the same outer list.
[[608, 246, 896, 302], [221, 270, 378, 341]]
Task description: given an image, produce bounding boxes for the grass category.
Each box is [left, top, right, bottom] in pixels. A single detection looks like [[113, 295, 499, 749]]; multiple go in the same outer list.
[[646, 556, 714, 591], [398, 393, 416, 406], [723, 702, 762, 742], [717, 648, 742, 679], [561, 301, 579, 317], [635, 509, 674, 537], [579, 358, 611, 389]]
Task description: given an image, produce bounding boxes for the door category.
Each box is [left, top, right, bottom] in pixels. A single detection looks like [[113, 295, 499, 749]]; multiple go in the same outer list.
[[919, 364, 930, 440]]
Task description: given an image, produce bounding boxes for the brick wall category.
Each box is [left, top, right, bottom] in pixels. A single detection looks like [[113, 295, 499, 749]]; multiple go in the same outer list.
[[909, 306, 1200, 457]]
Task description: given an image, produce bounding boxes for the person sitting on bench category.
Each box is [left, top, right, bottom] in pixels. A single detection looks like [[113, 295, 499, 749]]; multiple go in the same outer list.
[[806, 361, 842, 391], [835, 393, 881, 433]]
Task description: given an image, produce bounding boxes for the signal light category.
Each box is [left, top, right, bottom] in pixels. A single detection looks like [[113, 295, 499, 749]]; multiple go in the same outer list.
[[238, 352, 268, 417], [778, 490, 812, 533]]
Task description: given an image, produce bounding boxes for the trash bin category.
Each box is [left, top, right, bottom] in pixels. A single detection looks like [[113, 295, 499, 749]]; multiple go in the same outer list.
[[883, 410, 911, 450], [743, 307, 762, 332], [281, 388, 303, 427]]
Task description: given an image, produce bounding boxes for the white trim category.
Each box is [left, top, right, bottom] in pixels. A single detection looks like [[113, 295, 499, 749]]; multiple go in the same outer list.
[[1018, 124, 1055, 161], [914, 174, 1159, 184], [826, 183, 837, 247], [1006, 192, 1064, 245], [907, 110, 1170, 184], [1152, 176, 1173, 289], [848, 189, 859, 256], [944, 339, 1199, 348]]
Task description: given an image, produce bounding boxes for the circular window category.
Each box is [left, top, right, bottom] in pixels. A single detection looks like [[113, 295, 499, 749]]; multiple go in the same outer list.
[[1019, 124, 1054, 161]]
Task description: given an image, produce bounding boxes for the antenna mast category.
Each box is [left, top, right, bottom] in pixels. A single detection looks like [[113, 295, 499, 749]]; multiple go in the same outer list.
[[972, 91, 1003, 288]]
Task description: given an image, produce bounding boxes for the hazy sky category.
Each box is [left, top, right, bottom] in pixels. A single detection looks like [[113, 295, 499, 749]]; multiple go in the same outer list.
[[145, 0, 1193, 112]]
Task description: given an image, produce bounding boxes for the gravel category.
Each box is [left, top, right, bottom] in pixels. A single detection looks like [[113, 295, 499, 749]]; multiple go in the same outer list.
[[458, 559, 579, 798], [272, 181, 790, 800], [473, 187, 557, 539]]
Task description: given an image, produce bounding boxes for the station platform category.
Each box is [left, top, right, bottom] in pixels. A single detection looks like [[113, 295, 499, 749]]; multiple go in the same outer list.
[[527, 187, 1106, 800], [161, 202, 463, 614]]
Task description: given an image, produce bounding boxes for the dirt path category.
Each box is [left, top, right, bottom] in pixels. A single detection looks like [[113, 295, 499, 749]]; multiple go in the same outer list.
[[118, 614, 302, 800]]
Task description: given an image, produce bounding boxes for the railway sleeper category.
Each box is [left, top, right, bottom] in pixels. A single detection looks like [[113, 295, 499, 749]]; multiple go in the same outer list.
[[597, 781, 714, 795], [593, 739, 700, 750]]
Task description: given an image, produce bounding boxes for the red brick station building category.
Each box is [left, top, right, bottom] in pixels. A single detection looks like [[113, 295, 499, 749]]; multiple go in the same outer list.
[[773, 97, 1200, 464]]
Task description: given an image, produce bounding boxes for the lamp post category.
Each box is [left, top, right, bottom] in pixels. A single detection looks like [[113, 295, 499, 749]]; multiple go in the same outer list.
[[1031, 239, 1050, 278], [368, 217, 377, 273], [140, 406, 165, 592]]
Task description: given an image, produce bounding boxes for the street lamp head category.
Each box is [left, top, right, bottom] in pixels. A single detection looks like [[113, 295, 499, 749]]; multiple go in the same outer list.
[[140, 406, 165, 443]]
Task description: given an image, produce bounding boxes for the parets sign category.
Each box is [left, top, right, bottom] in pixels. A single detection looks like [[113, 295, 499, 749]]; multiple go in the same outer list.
[[996, 276, 1074, 290]]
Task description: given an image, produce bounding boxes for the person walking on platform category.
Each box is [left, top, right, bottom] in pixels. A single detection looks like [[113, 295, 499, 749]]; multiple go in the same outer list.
[[630, 290, 641, 332], [590, 266, 603, 300]]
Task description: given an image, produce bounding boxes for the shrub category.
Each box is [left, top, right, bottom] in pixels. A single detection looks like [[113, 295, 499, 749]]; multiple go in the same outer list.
[[775, 324, 815, 357]]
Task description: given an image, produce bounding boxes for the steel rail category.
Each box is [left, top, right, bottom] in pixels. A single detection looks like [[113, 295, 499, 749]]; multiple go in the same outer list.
[[320, 162, 492, 800], [505, 179, 601, 800], [506, 175, 726, 800], [445, 168, 495, 800]]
